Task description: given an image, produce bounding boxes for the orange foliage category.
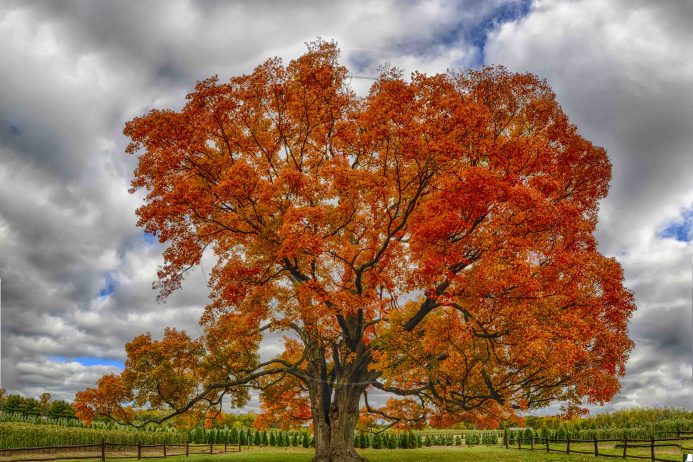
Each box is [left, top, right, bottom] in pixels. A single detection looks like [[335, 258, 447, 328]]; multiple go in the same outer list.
[[76, 40, 635, 434], [74, 374, 133, 425], [254, 339, 312, 430], [361, 397, 427, 431], [203, 409, 224, 429]]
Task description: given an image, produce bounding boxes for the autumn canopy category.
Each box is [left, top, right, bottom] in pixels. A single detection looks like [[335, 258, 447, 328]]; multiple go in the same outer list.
[[75, 41, 635, 462]]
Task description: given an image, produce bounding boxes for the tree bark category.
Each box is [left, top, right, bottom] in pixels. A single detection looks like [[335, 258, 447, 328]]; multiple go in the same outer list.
[[326, 382, 366, 462], [306, 339, 369, 462], [310, 382, 366, 462]]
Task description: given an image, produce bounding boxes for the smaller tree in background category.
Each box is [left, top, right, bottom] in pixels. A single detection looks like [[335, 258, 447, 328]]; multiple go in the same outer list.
[[48, 400, 77, 420], [2, 395, 23, 414], [39, 393, 52, 415], [21, 398, 41, 417]]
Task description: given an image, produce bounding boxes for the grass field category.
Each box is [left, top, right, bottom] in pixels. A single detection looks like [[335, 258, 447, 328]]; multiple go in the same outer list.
[[5, 443, 692, 462], [97, 446, 635, 462]]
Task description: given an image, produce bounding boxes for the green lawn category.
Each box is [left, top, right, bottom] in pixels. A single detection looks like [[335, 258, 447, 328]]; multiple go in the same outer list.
[[119, 446, 619, 462], [45, 443, 693, 462]]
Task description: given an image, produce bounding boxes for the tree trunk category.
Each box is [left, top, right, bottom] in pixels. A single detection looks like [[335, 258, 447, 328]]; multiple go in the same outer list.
[[326, 381, 365, 462], [306, 313, 374, 462], [311, 396, 332, 462], [311, 383, 365, 462], [307, 349, 368, 461]]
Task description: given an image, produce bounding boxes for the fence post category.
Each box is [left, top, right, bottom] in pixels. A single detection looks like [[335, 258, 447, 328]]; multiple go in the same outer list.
[[594, 436, 598, 456], [101, 438, 106, 462], [545, 435, 549, 453], [567, 435, 570, 455], [137, 441, 141, 460], [622, 436, 627, 459], [650, 436, 655, 461]]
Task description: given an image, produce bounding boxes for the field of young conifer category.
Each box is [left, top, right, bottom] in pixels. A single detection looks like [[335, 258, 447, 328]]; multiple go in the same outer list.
[[0, 422, 184, 448]]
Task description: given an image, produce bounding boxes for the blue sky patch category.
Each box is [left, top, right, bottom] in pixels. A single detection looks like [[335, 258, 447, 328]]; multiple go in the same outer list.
[[471, 0, 532, 64], [50, 356, 124, 369], [142, 231, 158, 245], [659, 208, 693, 242], [98, 273, 117, 298], [347, 1, 532, 73], [424, 0, 533, 67]]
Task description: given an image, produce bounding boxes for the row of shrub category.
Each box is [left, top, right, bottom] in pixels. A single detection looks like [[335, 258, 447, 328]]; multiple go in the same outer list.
[[0, 413, 81, 427], [361, 432, 419, 449], [0, 422, 504, 451], [0, 422, 185, 449], [186, 427, 311, 448], [358, 431, 499, 449], [184, 426, 501, 449], [506, 419, 693, 444], [526, 408, 693, 431], [0, 413, 181, 433]]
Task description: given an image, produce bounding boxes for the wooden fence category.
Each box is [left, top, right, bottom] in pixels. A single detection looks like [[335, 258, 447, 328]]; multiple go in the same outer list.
[[0, 441, 241, 462], [505, 431, 693, 461]]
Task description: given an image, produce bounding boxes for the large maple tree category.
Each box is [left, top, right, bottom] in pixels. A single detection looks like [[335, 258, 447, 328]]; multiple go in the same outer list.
[[75, 42, 635, 462]]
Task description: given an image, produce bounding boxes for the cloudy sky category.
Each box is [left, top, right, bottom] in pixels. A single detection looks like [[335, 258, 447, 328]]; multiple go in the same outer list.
[[1, 0, 692, 414]]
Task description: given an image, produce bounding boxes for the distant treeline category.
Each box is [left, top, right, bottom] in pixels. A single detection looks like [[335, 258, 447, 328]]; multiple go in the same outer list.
[[0, 392, 76, 420], [0, 390, 258, 430]]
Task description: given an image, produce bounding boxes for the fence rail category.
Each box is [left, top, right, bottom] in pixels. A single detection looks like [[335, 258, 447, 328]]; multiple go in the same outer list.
[[505, 430, 693, 462], [0, 441, 241, 462]]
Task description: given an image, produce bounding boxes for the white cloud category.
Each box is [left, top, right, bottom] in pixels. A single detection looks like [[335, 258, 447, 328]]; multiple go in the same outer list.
[[15, 357, 121, 401]]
